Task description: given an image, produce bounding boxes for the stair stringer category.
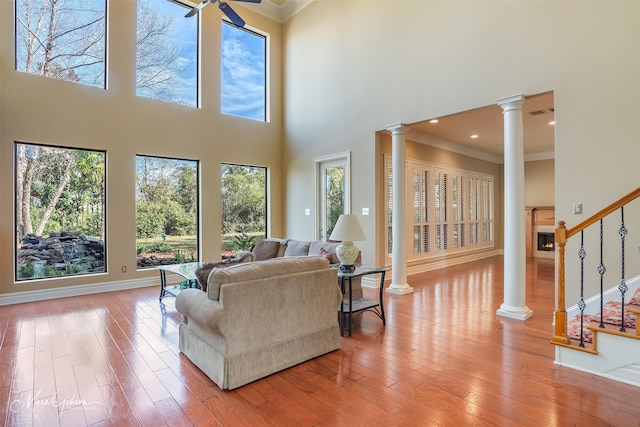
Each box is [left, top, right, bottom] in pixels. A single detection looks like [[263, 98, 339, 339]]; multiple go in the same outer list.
[[555, 274, 640, 387], [555, 332, 640, 388]]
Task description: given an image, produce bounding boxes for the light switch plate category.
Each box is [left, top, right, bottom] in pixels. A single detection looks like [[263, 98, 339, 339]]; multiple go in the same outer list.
[[362, 207, 369, 216], [573, 203, 582, 214]]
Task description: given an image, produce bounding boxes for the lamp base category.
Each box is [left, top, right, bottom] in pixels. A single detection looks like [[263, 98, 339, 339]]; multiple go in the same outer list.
[[339, 264, 355, 273]]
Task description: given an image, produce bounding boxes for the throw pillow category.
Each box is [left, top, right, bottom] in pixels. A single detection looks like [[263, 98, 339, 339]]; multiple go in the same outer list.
[[309, 241, 340, 264], [252, 240, 281, 261], [320, 247, 333, 262], [283, 240, 310, 256], [195, 258, 248, 292]]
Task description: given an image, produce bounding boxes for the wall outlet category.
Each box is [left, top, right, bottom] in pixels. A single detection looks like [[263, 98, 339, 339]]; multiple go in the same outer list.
[[121, 266, 127, 273]]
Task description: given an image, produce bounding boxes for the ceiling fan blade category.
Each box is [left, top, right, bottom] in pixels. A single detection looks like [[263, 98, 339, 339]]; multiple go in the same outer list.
[[185, 0, 212, 18], [219, 2, 245, 27], [232, 0, 262, 3]]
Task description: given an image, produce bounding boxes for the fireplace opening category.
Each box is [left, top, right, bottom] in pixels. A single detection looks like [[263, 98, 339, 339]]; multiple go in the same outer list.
[[537, 232, 555, 252]]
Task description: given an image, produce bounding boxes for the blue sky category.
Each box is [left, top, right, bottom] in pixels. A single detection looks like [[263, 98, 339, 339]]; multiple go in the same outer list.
[[139, 0, 265, 119], [221, 21, 266, 121]]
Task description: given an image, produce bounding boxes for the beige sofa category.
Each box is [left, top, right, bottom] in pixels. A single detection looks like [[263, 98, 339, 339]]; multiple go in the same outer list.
[[175, 256, 342, 390], [251, 238, 363, 298]]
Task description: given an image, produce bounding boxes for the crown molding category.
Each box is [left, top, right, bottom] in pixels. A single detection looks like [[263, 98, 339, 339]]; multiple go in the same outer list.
[[241, 0, 314, 23], [406, 128, 504, 164]]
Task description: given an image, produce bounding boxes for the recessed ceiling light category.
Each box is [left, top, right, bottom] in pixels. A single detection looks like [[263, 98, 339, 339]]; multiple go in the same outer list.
[[470, 134, 479, 139], [429, 119, 439, 124], [548, 120, 555, 125]]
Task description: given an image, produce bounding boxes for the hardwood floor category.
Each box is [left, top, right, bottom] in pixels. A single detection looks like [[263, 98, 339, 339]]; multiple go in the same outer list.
[[2, 255, 640, 426]]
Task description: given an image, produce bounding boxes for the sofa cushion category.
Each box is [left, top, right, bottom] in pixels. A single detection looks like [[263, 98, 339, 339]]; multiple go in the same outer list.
[[207, 256, 329, 301], [284, 240, 311, 256], [309, 241, 340, 264], [252, 239, 281, 261]]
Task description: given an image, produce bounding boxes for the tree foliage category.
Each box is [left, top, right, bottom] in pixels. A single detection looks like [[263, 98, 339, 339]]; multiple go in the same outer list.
[[15, 143, 105, 240], [15, 0, 106, 87], [221, 164, 266, 236], [135, 156, 198, 238], [326, 167, 345, 237]]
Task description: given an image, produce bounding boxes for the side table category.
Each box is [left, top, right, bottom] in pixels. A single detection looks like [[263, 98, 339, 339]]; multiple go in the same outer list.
[[336, 265, 387, 336], [158, 262, 205, 301]]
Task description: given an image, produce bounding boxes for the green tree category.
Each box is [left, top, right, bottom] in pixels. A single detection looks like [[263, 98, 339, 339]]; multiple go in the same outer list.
[[221, 165, 266, 236], [326, 167, 345, 237]]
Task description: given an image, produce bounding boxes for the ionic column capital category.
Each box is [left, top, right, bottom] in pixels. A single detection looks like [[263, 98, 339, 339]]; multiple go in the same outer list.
[[386, 123, 409, 135], [496, 94, 525, 112]]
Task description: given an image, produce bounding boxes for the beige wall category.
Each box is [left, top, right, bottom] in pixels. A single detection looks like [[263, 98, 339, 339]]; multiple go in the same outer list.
[[283, 1, 640, 301], [0, 1, 283, 296], [525, 159, 555, 207]]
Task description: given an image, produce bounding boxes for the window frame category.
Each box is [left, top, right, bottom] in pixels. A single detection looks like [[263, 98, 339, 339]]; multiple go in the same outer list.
[[220, 163, 268, 254], [135, 154, 200, 269], [14, 0, 108, 89], [135, 0, 200, 107], [14, 142, 107, 281], [220, 20, 268, 121]]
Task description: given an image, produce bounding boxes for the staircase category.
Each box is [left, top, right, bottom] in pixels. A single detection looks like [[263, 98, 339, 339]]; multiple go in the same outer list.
[[552, 187, 640, 387]]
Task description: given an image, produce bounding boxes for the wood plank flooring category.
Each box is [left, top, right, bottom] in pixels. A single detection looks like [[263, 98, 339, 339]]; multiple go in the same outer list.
[[2, 255, 640, 426]]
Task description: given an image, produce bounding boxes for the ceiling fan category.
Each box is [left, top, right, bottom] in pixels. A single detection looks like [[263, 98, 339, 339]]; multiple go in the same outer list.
[[185, 0, 261, 28]]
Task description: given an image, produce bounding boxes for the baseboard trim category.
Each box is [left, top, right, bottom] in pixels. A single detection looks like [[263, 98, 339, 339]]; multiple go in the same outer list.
[[0, 277, 159, 306], [361, 249, 503, 289]]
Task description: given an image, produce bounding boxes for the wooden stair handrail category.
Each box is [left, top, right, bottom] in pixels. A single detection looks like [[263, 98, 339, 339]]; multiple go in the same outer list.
[[566, 187, 640, 239], [552, 186, 640, 347]]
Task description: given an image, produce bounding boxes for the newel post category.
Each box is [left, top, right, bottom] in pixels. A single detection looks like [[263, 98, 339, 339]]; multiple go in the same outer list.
[[552, 220, 569, 344]]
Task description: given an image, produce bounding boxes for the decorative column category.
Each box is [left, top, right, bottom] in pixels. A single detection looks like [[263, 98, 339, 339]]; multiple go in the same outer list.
[[386, 123, 414, 295], [496, 94, 532, 320]]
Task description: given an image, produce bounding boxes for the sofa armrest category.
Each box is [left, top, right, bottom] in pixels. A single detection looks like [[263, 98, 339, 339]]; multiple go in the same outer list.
[[175, 288, 225, 334]]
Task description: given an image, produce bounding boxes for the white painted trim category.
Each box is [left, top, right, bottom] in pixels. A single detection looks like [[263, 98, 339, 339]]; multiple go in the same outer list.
[[0, 277, 160, 306]]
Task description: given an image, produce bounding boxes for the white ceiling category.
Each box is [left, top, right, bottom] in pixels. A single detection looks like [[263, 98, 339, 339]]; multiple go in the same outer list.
[[408, 92, 555, 163], [237, 0, 313, 23]]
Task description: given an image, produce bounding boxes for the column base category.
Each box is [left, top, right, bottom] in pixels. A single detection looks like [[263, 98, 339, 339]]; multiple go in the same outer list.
[[496, 303, 533, 321], [386, 284, 414, 295]]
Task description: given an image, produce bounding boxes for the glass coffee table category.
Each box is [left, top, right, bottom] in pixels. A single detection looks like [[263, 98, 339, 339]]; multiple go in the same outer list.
[[158, 262, 205, 301], [335, 265, 387, 336]]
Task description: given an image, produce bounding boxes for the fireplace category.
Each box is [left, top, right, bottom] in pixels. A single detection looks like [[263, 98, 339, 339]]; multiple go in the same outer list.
[[526, 206, 555, 259], [537, 232, 555, 252]]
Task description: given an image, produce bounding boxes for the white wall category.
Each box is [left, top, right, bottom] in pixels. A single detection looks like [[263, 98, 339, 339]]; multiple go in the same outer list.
[[283, 1, 640, 302]]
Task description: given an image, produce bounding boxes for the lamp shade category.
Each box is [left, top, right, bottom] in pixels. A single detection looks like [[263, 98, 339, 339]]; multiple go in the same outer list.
[[329, 214, 366, 242]]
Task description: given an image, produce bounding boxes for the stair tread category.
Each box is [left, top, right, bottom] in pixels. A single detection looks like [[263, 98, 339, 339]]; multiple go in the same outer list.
[[567, 301, 640, 344]]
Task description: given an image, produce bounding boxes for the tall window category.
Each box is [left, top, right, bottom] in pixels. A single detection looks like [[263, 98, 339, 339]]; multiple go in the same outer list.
[[385, 155, 494, 261], [15, 0, 107, 88], [136, 156, 199, 268], [15, 143, 106, 280], [221, 21, 266, 121], [221, 164, 267, 256], [136, 0, 198, 107]]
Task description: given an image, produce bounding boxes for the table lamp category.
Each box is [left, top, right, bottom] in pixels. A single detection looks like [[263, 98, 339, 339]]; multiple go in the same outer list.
[[329, 214, 366, 273]]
